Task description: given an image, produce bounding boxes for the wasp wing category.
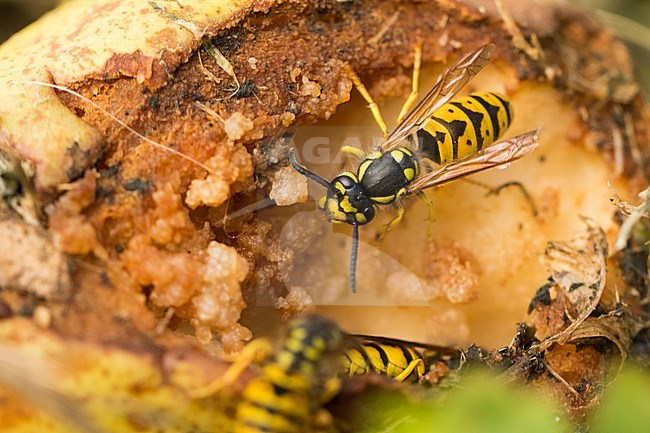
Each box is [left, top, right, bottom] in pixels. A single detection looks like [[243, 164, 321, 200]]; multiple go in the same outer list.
[[349, 333, 463, 357], [378, 43, 495, 152], [407, 129, 540, 194]]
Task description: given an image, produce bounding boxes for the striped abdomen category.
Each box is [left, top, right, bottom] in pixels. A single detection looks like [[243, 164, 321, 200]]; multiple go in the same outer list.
[[416, 91, 514, 164], [342, 342, 425, 382], [234, 315, 343, 433]]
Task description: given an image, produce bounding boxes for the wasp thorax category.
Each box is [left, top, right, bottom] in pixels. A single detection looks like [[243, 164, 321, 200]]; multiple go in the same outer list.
[[317, 172, 376, 226]]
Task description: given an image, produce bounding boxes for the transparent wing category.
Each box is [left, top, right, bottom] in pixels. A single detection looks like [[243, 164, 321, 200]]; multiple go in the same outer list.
[[407, 129, 541, 194], [379, 43, 495, 152], [349, 334, 463, 357]]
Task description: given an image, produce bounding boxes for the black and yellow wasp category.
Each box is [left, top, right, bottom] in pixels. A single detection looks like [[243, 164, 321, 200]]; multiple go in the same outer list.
[[342, 334, 464, 383], [199, 315, 466, 432], [233, 315, 344, 433], [289, 43, 540, 293]]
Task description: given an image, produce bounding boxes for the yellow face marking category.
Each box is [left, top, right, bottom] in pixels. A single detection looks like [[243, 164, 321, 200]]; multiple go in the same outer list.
[[318, 196, 327, 209], [404, 168, 415, 181], [334, 182, 346, 195], [390, 150, 404, 163], [355, 213, 367, 224], [339, 196, 356, 213], [326, 198, 347, 222]]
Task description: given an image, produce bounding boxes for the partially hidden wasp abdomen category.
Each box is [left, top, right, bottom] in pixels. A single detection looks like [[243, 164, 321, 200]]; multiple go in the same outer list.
[[290, 43, 540, 293], [342, 335, 464, 383], [234, 315, 344, 433]]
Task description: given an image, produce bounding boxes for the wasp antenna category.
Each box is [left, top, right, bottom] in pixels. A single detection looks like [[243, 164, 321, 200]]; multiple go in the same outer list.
[[350, 223, 359, 294], [223, 197, 277, 223], [288, 151, 333, 191], [13, 80, 217, 176]]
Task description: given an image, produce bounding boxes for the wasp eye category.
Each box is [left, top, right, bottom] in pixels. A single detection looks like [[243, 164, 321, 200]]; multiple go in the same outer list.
[[364, 206, 375, 221]]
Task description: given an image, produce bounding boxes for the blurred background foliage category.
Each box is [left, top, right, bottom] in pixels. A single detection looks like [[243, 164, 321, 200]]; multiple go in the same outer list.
[[341, 366, 650, 433], [574, 0, 650, 94], [0, 0, 647, 91], [341, 371, 571, 433]]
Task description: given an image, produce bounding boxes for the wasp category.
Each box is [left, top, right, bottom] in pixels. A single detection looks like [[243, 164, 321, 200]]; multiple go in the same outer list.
[[201, 317, 464, 432], [289, 43, 540, 293], [233, 315, 344, 433], [343, 334, 464, 383]]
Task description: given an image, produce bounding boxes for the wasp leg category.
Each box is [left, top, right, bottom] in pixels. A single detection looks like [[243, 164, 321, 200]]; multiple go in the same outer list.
[[419, 156, 437, 173], [465, 178, 538, 217], [378, 201, 405, 240], [319, 377, 342, 405], [339, 145, 366, 159], [394, 359, 425, 382], [410, 159, 438, 238], [415, 191, 437, 241], [486, 181, 538, 216], [313, 408, 337, 433], [344, 64, 389, 137], [397, 42, 423, 124], [189, 338, 273, 398], [312, 378, 341, 433]]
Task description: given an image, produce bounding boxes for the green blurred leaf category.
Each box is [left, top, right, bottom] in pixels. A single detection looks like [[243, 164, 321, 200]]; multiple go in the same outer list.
[[591, 367, 650, 433], [346, 371, 570, 433]]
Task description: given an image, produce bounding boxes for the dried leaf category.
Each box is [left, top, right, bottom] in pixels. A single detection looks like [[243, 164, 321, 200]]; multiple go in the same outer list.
[[538, 221, 608, 349], [613, 186, 650, 251], [202, 39, 240, 89], [568, 312, 633, 374], [495, 0, 544, 61]]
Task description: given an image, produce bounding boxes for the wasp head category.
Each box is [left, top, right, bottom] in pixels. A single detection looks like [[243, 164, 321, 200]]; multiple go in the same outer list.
[[318, 172, 375, 226]]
